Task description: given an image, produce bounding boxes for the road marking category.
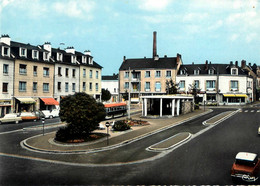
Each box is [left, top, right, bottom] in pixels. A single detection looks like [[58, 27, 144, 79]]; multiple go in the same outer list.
[[251, 110, 255, 112], [0, 129, 23, 135], [244, 110, 248, 112], [257, 110, 260, 112]]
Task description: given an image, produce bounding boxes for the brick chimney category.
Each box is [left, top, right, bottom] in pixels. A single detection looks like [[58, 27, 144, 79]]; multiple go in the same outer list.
[[0, 34, 11, 46], [205, 60, 208, 70], [235, 61, 238, 67], [241, 60, 246, 68], [123, 56, 126, 62], [153, 31, 157, 58]]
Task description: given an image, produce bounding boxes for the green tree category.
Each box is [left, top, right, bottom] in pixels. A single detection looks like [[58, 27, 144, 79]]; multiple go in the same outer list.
[[56, 92, 106, 141], [101, 88, 111, 102], [166, 79, 179, 94], [189, 83, 201, 104]]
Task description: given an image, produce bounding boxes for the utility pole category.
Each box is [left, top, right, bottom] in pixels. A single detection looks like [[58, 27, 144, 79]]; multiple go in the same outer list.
[[128, 67, 131, 119]]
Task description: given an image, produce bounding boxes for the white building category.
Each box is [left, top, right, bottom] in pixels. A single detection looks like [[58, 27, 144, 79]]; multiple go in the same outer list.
[[176, 61, 254, 105], [102, 74, 119, 102]]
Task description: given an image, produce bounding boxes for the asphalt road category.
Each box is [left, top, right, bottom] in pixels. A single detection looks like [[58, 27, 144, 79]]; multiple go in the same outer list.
[[0, 106, 259, 185]]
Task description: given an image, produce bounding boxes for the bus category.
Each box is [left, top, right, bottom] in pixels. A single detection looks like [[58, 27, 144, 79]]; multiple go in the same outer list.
[[104, 102, 127, 119]]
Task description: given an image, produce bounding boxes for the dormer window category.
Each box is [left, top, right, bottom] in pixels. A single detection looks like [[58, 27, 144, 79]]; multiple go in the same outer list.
[[43, 52, 48, 61], [57, 53, 62, 61], [194, 70, 200, 75], [32, 50, 39, 59], [2, 46, 10, 57], [180, 70, 186, 75], [71, 55, 76, 63], [231, 68, 238, 75], [88, 57, 93, 65], [20, 48, 27, 57], [82, 56, 86, 63], [208, 69, 214, 75]]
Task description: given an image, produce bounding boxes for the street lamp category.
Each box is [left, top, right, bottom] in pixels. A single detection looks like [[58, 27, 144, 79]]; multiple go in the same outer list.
[[42, 117, 45, 136], [128, 67, 131, 119], [105, 122, 110, 146]]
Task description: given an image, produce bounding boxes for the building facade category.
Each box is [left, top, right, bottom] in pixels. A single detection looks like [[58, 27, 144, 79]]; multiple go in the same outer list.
[[176, 61, 254, 105], [102, 73, 119, 102]]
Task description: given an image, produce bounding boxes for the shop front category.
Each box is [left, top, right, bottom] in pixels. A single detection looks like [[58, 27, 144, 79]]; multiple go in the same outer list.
[[15, 97, 36, 113], [40, 97, 59, 110], [223, 94, 247, 105], [0, 99, 12, 117]]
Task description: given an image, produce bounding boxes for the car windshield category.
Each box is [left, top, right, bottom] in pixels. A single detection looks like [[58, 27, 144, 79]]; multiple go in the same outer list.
[[235, 156, 258, 167]]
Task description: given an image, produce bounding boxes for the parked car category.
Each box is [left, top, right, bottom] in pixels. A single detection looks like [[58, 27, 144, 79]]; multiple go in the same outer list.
[[19, 112, 39, 121], [41, 110, 54, 119], [0, 113, 22, 124], [50, 109, 59, 117], [231, 152, 260, 182], [98, 123, 105, 130]]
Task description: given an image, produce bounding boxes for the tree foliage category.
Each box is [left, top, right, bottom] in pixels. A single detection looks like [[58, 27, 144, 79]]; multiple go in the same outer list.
[[101, 88, 111, 101], [189, 83, 201, 104], [56, 92, 106, 141], [166, 79, 179, 94]]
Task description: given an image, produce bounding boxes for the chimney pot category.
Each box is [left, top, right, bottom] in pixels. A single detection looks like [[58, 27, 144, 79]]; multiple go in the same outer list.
[[153, 31, 157, 58]]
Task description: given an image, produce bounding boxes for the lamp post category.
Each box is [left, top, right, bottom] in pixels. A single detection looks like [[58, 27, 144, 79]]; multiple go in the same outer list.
[[105, 122, 110, 146], [128, 67, 131, 119], [42, 117, 45, 136]]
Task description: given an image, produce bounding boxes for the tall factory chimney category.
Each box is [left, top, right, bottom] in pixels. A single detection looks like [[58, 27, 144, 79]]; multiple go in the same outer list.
[[153, 31, 157, 58]]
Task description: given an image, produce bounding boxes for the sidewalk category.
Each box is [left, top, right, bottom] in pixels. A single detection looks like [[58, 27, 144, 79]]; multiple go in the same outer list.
[[23, 109, 211, 153]]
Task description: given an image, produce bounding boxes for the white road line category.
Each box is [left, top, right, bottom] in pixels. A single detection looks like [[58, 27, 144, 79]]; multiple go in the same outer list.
[[251, 110, 255, 112], [244, 110, 248, 112]]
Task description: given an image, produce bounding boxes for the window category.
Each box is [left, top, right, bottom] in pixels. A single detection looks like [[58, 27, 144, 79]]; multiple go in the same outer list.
[[43, 67, 49, 77], [43, 52, 48, 61], [194, 80, 199, 89], [114, 88, 116, 93], [20, 48, 27, 57], [208, 69, 214, 75], [206, 80, 216, 89], [33, 66, 37, 76], [65, 82, 69, 92], [58, 67, 62, 76], [96, 83, 98, 91], [145, 71, 150, 78], [72, 69, 76, 77], [231, 68, 238, 75], [89, 82, 92, 91], [66, 68, 69, 77], [124, 71, 129, 78], [33, 82, 37, 92], [2, 83, 8, 93], [3, 64, 8, 74], [166, 70, 171, 77], [194, 70, 200, 75], [43, 83, 49, 92], [83, 82, 86, 91], [155, 71, 161, 77], [72, 83, 75, 92], [180, 70, 185, 75], [155, 82, 161, 91], [83, 69, 86, 78], [32, 50, 38, 59], [58, 82, 61, 91], [19, 64, 27, 74], [231, 80, 238, 90], [19, 81, 26, 92], [96, 71, 99, 79], [145, 82, 150, 91], [124, 82, 129, 89], [3, 47, 9, 56], [179, 81, 185, 89], [90, 70, 93, 78], [57, 53, 62, 61]]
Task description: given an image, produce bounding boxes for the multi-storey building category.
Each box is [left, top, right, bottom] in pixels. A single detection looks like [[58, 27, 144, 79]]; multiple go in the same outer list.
[[102, 73, 119, 102], [0, 34, 102, 113], [0, 35, 14, 116], [176, 61, 254, 105], [119, 32, 182, 103]]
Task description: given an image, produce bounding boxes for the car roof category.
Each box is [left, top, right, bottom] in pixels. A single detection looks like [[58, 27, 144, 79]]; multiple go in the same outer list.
[[236, 152, 257, 161]]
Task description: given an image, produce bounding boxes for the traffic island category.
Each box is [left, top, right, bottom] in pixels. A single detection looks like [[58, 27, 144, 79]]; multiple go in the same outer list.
[[148, 132, 191, 152]]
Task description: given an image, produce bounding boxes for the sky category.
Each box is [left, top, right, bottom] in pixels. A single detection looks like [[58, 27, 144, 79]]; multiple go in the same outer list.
[[0, 0, 260, 75]]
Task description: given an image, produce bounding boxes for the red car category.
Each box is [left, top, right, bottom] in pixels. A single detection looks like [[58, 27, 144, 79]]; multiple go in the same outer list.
[[231, 152, 260, 182]]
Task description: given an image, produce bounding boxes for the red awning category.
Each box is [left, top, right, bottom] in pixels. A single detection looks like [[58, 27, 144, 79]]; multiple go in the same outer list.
[[41, 98, 59, 105]]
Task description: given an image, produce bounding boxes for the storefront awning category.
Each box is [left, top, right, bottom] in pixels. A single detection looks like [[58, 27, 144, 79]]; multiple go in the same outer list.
[[223, 94, 247, 98], [16, 97, 36, 104], [40, 98, 59, 105]]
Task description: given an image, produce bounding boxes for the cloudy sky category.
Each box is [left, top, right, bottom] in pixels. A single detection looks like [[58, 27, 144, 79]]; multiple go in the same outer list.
[[0, 0, 259, 74]]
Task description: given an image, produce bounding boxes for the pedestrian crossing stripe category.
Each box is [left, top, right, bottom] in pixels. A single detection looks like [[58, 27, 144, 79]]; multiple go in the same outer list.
[[251, 110, 255, 112], [245, 110, 248, 112], [258, 110, 260, 112]]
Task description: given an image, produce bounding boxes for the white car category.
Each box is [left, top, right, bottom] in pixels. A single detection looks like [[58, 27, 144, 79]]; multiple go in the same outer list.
[[0, 113, 22, 124], [41, 110, 54, 119]]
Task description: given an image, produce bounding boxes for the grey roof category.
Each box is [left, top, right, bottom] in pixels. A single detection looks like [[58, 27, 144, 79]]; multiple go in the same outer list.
[[178, 63, 248, 75], [119, 57, 178, 71], [102, 74, 118, 80]]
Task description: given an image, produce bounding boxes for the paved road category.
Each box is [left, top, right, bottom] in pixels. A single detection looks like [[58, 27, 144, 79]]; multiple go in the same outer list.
[[0, 107, 259, 184]]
